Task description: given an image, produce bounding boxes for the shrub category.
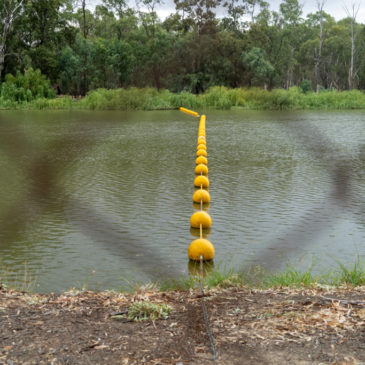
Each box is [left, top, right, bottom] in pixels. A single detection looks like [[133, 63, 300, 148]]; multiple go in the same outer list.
[[300, 79, 313, 93], [0, 68, 55, 103], [113, 301, 173, 322]]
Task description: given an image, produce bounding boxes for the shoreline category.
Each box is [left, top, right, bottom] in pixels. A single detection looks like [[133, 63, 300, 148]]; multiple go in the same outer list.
[[2, 259, 365, 295], [1, 86, 365, 112]]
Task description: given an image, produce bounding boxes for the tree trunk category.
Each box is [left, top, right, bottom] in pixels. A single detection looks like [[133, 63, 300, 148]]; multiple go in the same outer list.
[[0, 0, 25, 80], [0, 45, 5, 80], [314, 0, 326, 92], [344, 2, 360, 90], [348, 19, 355, 89], [82, 0, 87, 38]]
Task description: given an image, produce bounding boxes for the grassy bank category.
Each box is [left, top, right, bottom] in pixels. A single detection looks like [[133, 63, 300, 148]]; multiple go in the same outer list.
[[161, 257, 365, 292], [2, 86, 365, 111], [2, 258, 365, 293]]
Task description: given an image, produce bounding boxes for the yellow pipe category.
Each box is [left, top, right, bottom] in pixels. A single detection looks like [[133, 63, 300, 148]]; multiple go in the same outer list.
[[179, 107, 200, 118]]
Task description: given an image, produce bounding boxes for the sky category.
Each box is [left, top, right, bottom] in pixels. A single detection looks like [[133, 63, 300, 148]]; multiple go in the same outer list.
[[87, 0, 365, 23]]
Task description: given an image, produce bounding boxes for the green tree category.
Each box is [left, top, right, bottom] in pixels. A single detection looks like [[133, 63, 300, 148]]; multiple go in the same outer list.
[[242, 47, 274, 86]]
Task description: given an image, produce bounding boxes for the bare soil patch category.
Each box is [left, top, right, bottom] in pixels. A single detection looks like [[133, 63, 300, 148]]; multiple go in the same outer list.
[[1, 285, 365, 364]]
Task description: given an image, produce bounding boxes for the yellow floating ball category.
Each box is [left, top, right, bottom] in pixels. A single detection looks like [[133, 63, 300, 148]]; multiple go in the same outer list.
[[197, 144, 207, 150], [194, 175, 209, 188], [190, 210, 212, 228], [188, 239, 215, 261], [198, 136, 206, 143], [196, 149, 207, 157], [195, 164, 208, 175], [192, 189, 211, 203], [196, 156, 208, 165]]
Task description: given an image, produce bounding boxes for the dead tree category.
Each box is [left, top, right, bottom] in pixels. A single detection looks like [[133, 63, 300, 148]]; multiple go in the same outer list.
[[314, 0, 326, 92], [344, 2, 360, 90]]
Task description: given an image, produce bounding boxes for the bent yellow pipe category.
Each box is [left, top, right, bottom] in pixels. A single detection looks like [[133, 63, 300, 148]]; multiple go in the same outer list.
[[179, 107, 199, 118]]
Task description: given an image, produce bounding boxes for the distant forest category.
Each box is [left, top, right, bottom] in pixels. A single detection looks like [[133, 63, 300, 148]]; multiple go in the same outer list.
[[1, 0, 364, 96]]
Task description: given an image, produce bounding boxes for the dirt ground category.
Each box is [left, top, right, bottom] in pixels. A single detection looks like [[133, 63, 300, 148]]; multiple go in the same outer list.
[[1, 284, 365, 364]]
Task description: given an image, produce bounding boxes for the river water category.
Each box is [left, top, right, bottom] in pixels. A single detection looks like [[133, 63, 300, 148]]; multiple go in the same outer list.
[[0, 109, 364, 292]]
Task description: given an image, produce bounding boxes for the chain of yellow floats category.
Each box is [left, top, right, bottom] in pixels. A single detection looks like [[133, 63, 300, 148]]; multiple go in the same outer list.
[[179, 107, 215, 262]]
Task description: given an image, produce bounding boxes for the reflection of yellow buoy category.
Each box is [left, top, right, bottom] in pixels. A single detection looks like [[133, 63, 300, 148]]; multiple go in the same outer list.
[[196, 149, 207, 157], [194, 175, 209, 188], [188, 259, 214, 276], [192, 189, 211, 203], [190, 210, 212, 228], [188, 238, 215, 261], [193, 202, 210, 211], [179, 107, 199, 118], [195, 164, 208, 175], [197, 144, 207, 150], [190, 226, 211, 238], [196, 156, 208, 165]]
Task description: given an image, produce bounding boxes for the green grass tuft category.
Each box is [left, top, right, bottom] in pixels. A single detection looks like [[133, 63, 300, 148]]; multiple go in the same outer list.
[[114, 301, 173, 322], [335, 258, 365, 286], [263, 266, 317, 288], [0, 263, 37, 293]]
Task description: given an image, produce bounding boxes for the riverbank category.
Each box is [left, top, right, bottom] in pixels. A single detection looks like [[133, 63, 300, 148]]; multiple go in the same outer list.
[[1, 283, 365, 364], [2, 86, 365, 111]]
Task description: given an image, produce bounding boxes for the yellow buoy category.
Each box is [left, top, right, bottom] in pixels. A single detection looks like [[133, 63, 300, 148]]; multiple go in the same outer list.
[[188, 238, 215, 261], [195, 164, 208, 175], [196, 149, 207, 157], [196, 156, 208, 165], [198, 136, 206, 143], [192, 189, 211, 203], [197, 144, 207, 150], [194, 175, 209, 188], [190, 210, 212, 228]]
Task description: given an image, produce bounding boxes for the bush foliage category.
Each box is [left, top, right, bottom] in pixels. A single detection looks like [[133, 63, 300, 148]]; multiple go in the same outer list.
[[2, 78, 365, 111], [0, 68, 55, 104]]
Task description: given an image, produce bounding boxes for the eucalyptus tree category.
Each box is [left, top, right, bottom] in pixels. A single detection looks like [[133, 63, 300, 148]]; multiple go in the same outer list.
[[20, 0, 76, 82], [344, 2, 360, 89], [102, 0, 128, 17], [174, 0, 221, 34], [0, 0, 25, 80], [280, 0, 302, 88], [242, 47, 274, 87], [321, 22, 349, 89], [314, 0, 326, 92]]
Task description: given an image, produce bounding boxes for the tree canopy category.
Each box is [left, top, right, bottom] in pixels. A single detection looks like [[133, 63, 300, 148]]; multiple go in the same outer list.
[[1, 0, 364, 95]]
